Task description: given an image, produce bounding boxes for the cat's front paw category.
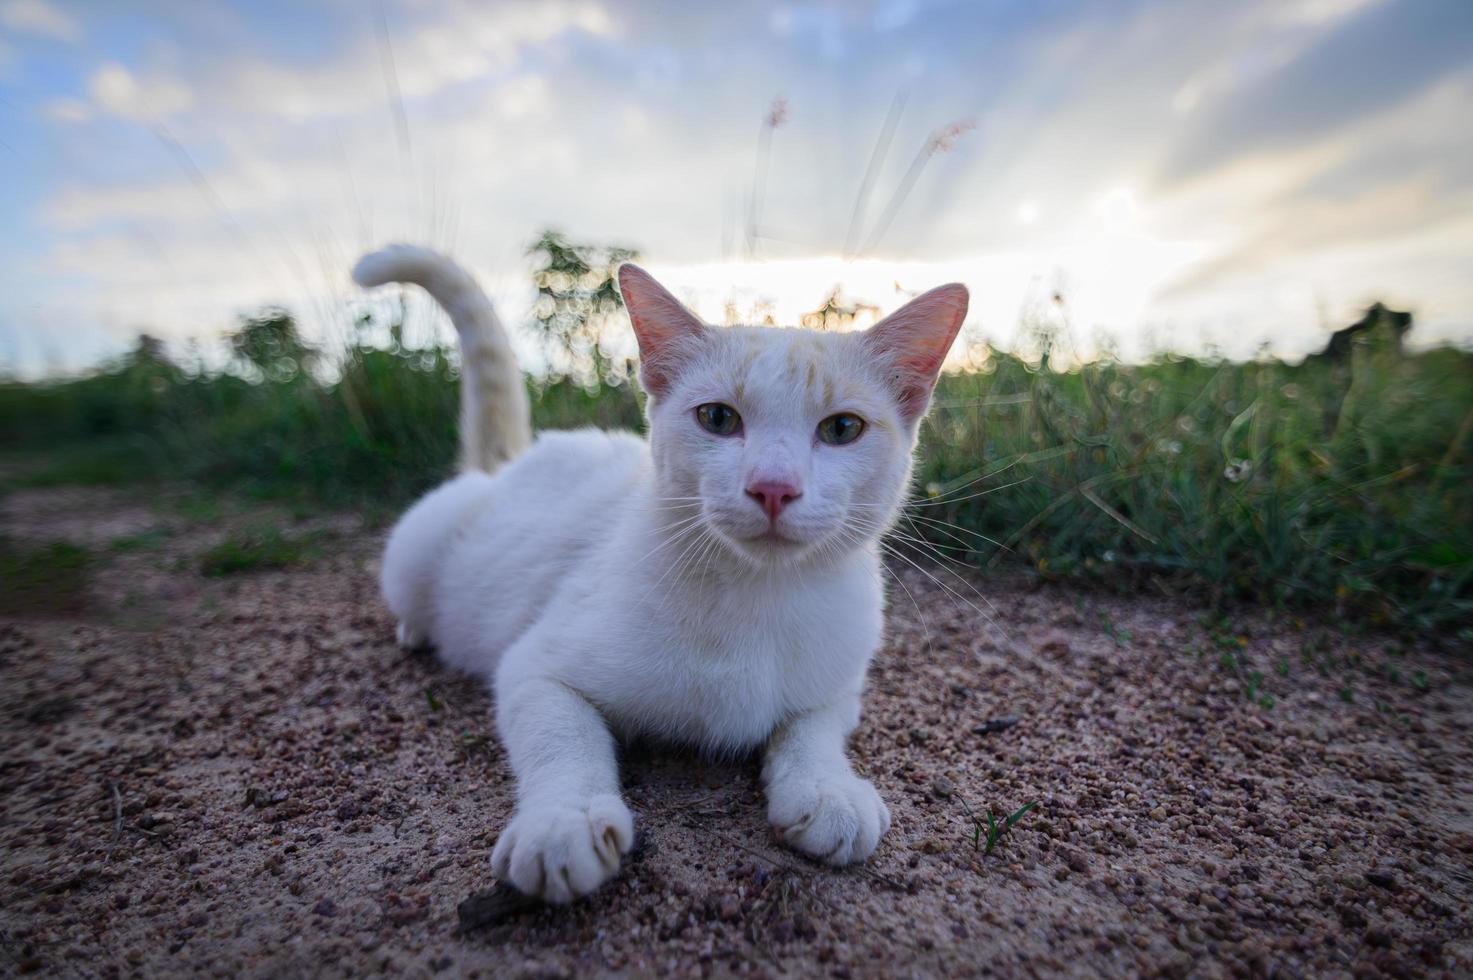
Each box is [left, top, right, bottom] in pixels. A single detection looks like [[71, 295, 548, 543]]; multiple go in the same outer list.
[[767, 772, 891, 866], [490, 794, 634, 903]]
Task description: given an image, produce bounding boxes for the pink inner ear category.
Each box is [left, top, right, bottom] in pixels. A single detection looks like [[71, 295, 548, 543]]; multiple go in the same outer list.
[[617, 263, 706, 396], [864, 283, 970, 420]]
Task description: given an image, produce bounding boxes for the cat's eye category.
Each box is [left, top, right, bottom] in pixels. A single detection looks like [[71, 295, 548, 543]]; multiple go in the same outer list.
[[695, 402, 741, 436], [817, 413, 865, 445]]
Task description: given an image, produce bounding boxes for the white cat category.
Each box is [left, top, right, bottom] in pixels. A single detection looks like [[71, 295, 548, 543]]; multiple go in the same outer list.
[[353, 245, 967, 903]]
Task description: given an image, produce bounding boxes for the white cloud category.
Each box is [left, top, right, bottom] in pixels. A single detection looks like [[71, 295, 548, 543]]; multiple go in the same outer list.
[[10, 0, 1472, 376], [216, 0, 613, 123], [1168, 0, 1387, 116], [42, 96, 91, 123], [87, 62, 194, 120], [1270, 0, 1387, 27], [0, 0, 79, 41]]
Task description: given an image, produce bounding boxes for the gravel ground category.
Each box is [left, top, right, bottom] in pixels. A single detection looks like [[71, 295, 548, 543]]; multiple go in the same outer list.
[[3, 486, 1471, 978]]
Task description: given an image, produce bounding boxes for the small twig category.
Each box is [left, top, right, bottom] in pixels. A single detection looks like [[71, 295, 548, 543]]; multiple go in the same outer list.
[[456, 882, 541, 932], [677, 789, 727, 810], [28, 868, 108, 897], [1001, 638, 1070, 682], [105, 782, 123, 863], [856, 865, 909, 892], [458, 830, 651, 933]]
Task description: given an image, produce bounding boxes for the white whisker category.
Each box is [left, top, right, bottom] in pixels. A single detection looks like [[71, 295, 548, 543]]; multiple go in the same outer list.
[[885, 531, 1004, 621], [876, 538, 1011, 645]]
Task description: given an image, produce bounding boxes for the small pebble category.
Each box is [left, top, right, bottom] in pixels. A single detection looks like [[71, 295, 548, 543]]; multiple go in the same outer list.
[[1364, 869, 1399, 891]]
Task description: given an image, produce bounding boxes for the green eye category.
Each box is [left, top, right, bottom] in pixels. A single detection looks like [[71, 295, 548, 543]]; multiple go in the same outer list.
[[817, 413, 865, 445], [695, 403, 741, 436]]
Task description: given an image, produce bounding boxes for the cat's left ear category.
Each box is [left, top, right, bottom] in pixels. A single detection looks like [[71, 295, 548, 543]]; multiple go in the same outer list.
[[618, 264, 707, 397], [863, 283, 969, 421]]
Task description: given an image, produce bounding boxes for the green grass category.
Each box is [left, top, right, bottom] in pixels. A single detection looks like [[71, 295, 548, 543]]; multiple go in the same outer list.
[[0, 538, 92, 616], [1, 318, 1469, 633], [198, 526, 327, 576], [910, 343, 1473, 634], [955, 796, 1039, 856], [7, 449, 144, 489], [172, 494, 226, 523], [110, 528, 173, 552]]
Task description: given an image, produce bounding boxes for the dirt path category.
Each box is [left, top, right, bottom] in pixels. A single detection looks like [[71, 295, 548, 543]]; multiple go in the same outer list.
[[3, 487, 1471, 978]]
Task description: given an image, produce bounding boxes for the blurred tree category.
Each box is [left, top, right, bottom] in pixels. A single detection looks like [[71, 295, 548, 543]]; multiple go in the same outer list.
[[1317, 302, 1412, 363], [122, 334, 171, 370], [118, 333, 182, 390], [228, 308, 316, 383], [527, 230, 639, 387], [114, 333, 184, 422], [800, 287, 879, 332], [1313, 302, 1415, 439]]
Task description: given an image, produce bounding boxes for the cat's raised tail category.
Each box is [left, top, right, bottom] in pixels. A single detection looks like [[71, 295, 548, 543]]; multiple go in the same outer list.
[[352, 245, 532, 472]]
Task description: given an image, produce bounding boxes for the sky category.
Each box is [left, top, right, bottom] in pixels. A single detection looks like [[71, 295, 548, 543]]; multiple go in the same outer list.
[[1, 0, 1471, 376]]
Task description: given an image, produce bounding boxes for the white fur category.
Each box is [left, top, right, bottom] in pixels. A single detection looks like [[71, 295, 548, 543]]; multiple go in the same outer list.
[[361, 246, 965, 902]]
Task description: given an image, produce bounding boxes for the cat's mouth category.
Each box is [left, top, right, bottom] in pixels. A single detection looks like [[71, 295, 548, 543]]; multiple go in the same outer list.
[[709, 518, 818, 563]]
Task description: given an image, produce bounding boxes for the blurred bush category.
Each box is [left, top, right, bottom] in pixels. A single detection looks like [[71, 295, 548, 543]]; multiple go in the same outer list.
[[2, 261, 1468, 634]]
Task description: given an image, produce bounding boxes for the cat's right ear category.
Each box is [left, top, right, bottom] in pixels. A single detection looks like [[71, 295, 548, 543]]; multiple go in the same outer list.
[[617, 264, 707, 397]]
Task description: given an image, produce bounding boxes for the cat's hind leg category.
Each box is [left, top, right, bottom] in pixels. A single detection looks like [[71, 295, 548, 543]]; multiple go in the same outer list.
[[380, 472, 496, 651], [395, 620, 432, 651]]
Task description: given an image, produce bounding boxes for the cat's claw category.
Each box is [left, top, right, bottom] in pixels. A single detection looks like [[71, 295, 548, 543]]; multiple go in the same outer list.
[[767, 773, 891, 866], [490, 795, 634, 903]]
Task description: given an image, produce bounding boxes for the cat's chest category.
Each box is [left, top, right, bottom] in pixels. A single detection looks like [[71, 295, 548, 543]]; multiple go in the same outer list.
[[590, 574, 881, 751], [640, 644, 787, 749], [607, 626, 809, 750]]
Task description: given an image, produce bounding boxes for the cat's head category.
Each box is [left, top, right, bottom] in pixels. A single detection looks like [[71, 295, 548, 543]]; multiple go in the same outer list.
[[618, 265, 967, 566]]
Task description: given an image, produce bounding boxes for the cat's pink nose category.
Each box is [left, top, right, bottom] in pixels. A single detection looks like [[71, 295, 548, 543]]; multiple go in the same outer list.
[[746, 480, 802, 521]]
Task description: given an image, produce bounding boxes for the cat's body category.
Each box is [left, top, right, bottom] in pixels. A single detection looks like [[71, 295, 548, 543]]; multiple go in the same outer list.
[[387, 442, 882, 752], [355, 245, 966, 903]]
